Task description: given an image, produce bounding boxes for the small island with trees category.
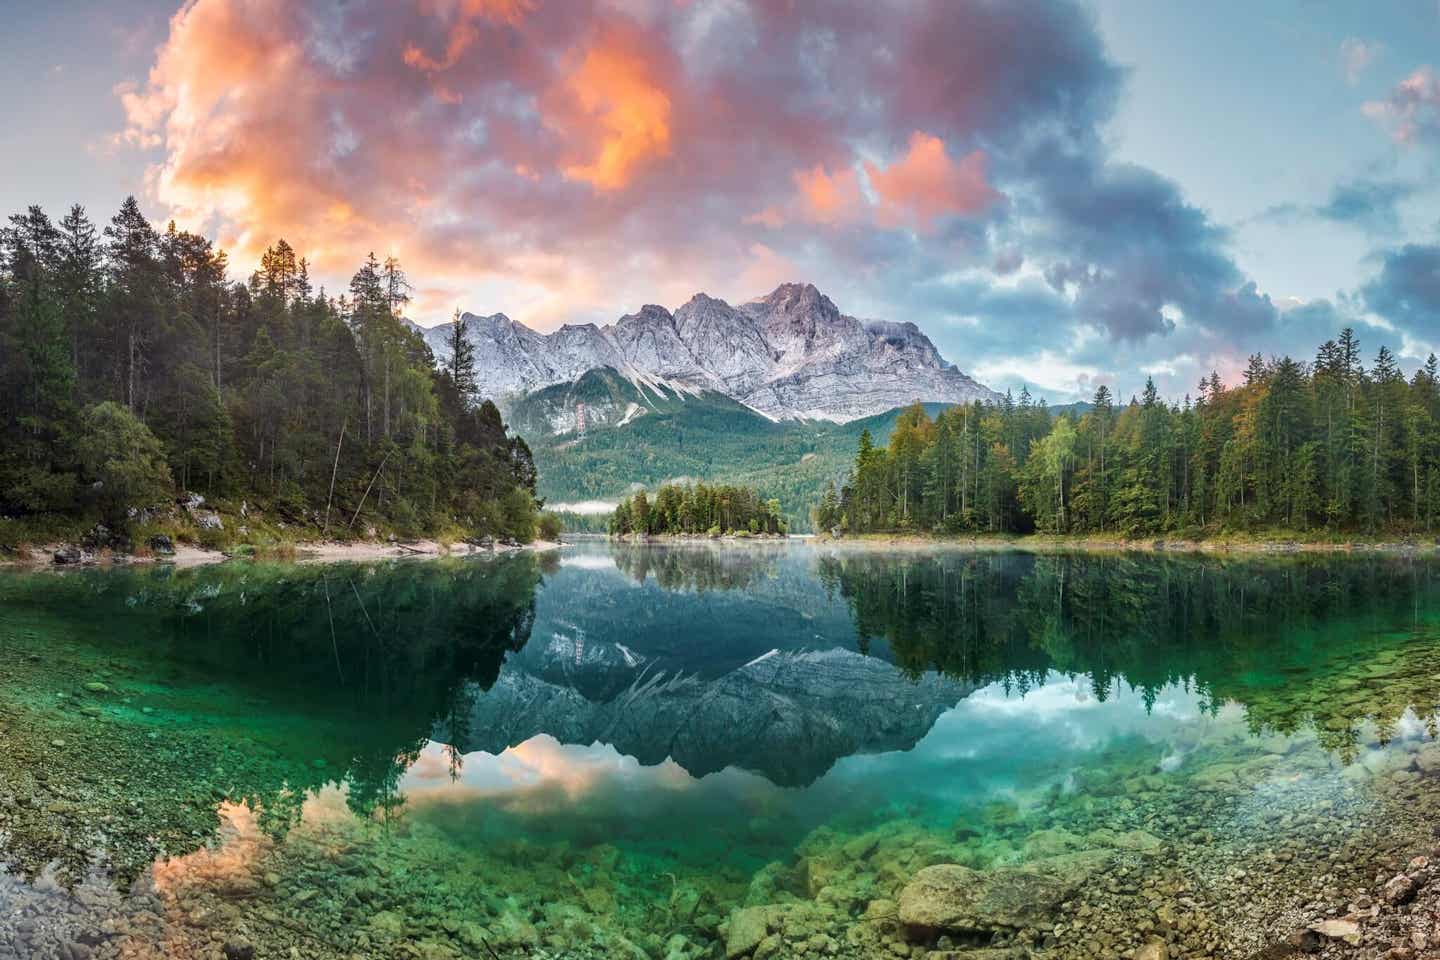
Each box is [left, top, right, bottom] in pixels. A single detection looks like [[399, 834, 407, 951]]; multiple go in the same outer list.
[[608, 482, 787, 539]]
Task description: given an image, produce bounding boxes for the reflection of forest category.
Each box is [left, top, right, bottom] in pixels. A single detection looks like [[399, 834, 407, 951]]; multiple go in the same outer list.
[[8, 547, 1440, 884], [607, 541, 784, 591], [817, 550, 1440, 753], [0, 556, 547, 831]]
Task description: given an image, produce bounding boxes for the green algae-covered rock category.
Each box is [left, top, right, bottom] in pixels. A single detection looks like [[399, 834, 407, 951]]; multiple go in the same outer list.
[[368, 911, 405, 938], [490, 909, 540, 948], [725, 905, 773, 958]]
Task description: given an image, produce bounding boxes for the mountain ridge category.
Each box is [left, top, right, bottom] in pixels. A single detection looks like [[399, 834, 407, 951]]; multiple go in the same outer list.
[[418, 282, 999, 423]]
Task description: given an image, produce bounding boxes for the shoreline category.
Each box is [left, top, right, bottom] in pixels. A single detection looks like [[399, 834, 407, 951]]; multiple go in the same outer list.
[[0, 537, 563, 569], [606, 531, 1440, 555], [818, 533, 1440, 555]]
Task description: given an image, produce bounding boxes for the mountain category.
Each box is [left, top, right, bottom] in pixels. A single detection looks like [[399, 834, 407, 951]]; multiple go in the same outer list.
[[516, 378, 948, 530], [419, 282, 999, 422]]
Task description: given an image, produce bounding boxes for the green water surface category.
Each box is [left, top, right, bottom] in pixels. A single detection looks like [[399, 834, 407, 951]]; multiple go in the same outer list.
[[0, 543, 1438, 960]]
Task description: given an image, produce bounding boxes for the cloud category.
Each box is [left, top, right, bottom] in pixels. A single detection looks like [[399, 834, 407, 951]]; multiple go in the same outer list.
[[759, 132, 999, 231], [1256, 177, 1417, 236], [864, 132, 1000, 232], [113, 0, 1279, 402], [1365, 66, 1440, 146], [403, 0, 534, 74], [793, 163, 866, 225], [1340, 38, 1381, 84], [1030, 160, 1272, 341], [551, 37, 674, 190], [1363, 243, 1440, 340]]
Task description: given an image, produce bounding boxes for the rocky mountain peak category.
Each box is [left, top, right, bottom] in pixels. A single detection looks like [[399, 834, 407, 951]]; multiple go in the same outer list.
[[748, 282, 835, 315], [420, 282, 1000, 422], [618, 304, 676, 327]]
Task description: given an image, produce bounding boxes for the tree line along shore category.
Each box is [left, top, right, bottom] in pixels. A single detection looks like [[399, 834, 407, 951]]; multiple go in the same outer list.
[[0, 198, 559, 559], [816, 335, 1440, 542]]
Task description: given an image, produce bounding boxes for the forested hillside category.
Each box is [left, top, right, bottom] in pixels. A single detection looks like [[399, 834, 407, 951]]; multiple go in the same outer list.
[[0, 198, 543, 547], [822, 336, 1440, 538], [523, 380, 949, 532]]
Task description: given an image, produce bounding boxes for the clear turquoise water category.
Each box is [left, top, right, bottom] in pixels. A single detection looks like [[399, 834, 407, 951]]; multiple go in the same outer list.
[[1, 543, 1439, 959]]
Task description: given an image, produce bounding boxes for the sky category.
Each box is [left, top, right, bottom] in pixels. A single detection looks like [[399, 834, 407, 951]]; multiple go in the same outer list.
[[5, 0, 1440, 403]]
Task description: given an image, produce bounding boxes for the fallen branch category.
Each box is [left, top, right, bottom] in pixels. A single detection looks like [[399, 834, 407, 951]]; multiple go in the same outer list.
[[348, 448, 392, 529], [321, 419, 346, 537]]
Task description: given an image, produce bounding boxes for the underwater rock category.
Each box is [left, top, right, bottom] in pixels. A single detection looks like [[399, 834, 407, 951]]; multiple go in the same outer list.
[[899, 852, 1110, 936], [725, 905, 773, 959], [222, 941, 255, 960], [1021, 827, 1087, 859], [752, 933, 783, 959], [1134, 940, 1169, 960], [898, 863, 983, 933], [1091, 828, 1165, 855], [1310, 919, 1361, 945], [1382, 873, 1418, 905], [368, 911, 405, 938], [489, 910, 539, 949]]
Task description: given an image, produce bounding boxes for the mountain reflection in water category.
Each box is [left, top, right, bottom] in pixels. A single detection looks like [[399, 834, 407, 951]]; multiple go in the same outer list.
[[2, 543, 1440, 959]]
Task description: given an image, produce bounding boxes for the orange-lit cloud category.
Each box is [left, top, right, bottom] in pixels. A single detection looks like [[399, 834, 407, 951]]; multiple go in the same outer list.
[[553, 41, 673, 190], [794, 164, 866, 224], [865, 132, 1000, 232], [119, 0, 392, 278], [754, 136, 997, 234]]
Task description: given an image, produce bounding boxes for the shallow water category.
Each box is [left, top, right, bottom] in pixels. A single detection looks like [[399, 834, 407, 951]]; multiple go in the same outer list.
[[1, 543, 1439, 959]]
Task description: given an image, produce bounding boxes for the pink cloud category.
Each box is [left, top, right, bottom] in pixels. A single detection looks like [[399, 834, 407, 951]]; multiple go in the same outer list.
[[864, 132, 1000, 232], [1364, 66, 1440, 145], [794, 164, 866, 225]]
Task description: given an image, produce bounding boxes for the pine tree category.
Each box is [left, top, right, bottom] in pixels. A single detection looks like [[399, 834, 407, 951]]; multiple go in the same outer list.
[[446, 308, 476, 401]]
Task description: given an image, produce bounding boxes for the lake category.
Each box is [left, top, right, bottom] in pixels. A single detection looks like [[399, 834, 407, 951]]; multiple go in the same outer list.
[[1, 542, 1438, 960]]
